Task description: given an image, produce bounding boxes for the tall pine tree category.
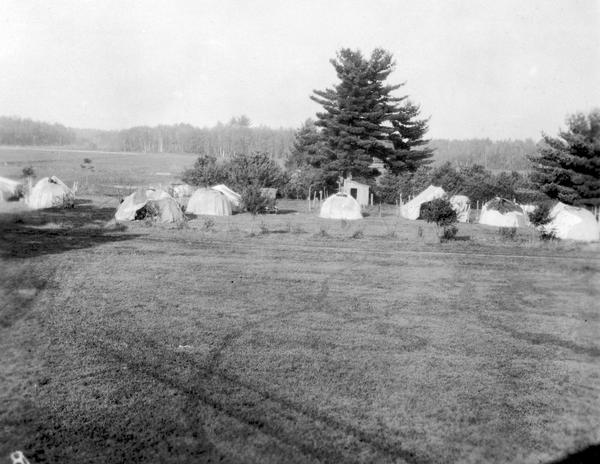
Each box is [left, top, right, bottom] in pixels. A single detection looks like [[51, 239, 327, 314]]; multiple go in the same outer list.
[[310, 48, 432, 188], [529, 109, 600, 206], [285, 119, 323, 170]]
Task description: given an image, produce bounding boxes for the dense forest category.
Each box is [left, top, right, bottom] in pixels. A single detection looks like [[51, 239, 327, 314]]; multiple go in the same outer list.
[[1, 116, 537, 171], [428, 138, 538, 171], [0, 116, 76, 146], [74, 119, 296, 165]]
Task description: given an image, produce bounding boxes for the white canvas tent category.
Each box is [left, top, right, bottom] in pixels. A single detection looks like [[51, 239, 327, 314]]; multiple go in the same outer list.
[[26, 176, 74, 209], [187, 188, 232, 216], [211, 184, 242, 212], [115, 190, 152, 221], [115, 189, 184, 223], [542, 202, 599, 241], [450, 195, 471, 223], [479, 198, 529, 228], [319, 193, 362, 220], [400, 185, 446, 220], [145, 188, 171, 201], [149, 197, 185, 224], [0, 176, 22, 201]]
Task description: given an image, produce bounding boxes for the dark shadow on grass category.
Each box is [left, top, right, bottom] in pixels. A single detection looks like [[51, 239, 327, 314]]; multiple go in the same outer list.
[[452, 235, 471, 241], [270, 208, 297, 215], [547, 444, 600, 463], [0, 204, 141, 259]]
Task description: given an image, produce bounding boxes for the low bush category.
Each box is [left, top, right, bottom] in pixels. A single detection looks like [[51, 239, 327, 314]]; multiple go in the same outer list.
[[420, 198, 457, 227], [420, 198, 458, 242], [441, 225, 458, 241], [528, 203, 558, 241], [350, 229, 364, 239], [528, 203, 552, 227], [241, 185, 274, 215]]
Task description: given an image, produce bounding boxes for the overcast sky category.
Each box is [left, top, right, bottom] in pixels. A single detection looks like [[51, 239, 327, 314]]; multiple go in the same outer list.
[[1, 0, 598, 139]]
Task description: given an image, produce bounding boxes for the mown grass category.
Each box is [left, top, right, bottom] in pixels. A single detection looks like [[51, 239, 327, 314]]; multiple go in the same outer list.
[[1, 187, 599, 461]]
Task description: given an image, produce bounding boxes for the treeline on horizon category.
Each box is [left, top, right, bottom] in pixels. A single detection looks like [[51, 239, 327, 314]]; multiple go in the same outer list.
[[0, 116, 536, 171]]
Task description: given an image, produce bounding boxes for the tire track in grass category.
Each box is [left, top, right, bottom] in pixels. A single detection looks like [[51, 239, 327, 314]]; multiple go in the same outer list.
[[38, 264, 425, 463], [139, 235, 600, 264], [49, 270, 425, 464], [83, 329, 427, 464]]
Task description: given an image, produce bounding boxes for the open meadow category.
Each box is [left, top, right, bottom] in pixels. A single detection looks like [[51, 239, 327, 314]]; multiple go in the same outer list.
[[0, 146, 197, 197], [1, 148, 600, 464]]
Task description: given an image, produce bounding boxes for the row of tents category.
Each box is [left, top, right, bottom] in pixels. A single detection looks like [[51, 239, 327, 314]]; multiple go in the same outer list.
[[1, 175, 74, 209], [397, 185, 600, 242], [115, 184, 243, 222], [3, 175, 599, 241]]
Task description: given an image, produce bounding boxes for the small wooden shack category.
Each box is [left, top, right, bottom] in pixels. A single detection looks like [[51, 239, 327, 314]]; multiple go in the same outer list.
[[341, 178, 370, 206]]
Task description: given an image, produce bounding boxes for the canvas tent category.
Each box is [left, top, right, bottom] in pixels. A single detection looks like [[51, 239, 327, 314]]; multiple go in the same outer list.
[[115, 190, 152, 221], [145, 188, 171, 201], [115, 189, 184, 223], [187, 188, 232, 216], [400, 185, 446, 220], [211, 184, 242, 212], [171, 184, 195, 199], [479, 198, 529, 228], [450, 195, 471, 223], [319, 193, 362, 220], [542, 202, 599, 241], [0, 176, 22, 201], [26, 176, 74, 209], [148, 197, 185, 224]]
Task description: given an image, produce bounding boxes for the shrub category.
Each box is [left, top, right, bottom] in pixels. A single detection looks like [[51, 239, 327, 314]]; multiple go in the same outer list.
[[539, 229, 558, 241], [441, 225, 458, 241], [373, 171, 402, 204], [528, 203, 559, 241], [228, 152, 286, 193], [241, 185, 273, 215], [420, 198, 457, 227], [528, 203, 552, 227], [350, 229, 364, 239], [181, 154, 229, 187], [420, 198, 458, 242], [22, 166, 36, 178]]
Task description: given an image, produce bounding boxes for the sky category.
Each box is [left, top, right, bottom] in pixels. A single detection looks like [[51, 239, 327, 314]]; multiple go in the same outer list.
[[1, 0, 599, 139]]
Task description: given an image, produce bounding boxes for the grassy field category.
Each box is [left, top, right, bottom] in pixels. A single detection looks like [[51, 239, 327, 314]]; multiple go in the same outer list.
[[1, 148, 600, 463], [0, 146, 197, 196]]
